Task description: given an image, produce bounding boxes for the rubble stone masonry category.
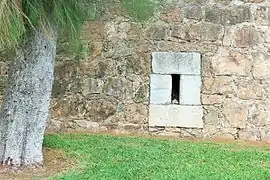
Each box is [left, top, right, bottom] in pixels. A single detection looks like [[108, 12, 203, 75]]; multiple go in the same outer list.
[[1, 0, 270, 141]]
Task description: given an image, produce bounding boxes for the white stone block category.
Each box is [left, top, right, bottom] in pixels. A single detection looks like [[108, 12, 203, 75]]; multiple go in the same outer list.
[[152, 52, 201, 75], [180, 75, 201, 105], [150, 74, 172, 104], [149, 105, 203, 128]]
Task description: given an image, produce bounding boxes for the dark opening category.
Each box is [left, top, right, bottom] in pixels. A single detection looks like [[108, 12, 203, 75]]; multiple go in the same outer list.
[[171, 74, 180, 104]]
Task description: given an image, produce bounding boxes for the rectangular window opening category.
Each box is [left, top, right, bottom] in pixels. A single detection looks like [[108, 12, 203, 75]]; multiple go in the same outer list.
[[171, 74, 180, 104]]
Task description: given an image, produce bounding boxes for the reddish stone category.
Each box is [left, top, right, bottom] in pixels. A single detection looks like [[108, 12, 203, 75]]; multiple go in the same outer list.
[[161, 7, 182, 22]]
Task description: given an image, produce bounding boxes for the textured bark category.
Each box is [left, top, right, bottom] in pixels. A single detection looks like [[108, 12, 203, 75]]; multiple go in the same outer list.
[[0, 24, 57, 167]]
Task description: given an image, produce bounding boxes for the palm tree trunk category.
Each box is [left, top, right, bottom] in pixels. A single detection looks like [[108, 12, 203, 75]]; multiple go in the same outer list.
[[0, 23, 57, 167]]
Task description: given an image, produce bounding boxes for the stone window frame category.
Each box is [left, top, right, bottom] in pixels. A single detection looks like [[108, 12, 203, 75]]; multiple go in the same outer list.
[[149, 52, 203, 128]]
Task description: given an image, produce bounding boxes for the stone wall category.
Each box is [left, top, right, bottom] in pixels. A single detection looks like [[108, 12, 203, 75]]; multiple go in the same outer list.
[[1, 0, 270, 141]]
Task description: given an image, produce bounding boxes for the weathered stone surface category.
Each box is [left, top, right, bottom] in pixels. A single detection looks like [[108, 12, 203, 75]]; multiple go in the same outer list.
[[161, 7, 183, 22], [150, 74, 171, 104], [211, 48, 251, 76], [223, 26, 262, 48], [102, 77, 133, 99], [205, 6, 251, 25], [247, 0, 265, 3], [204, 109, 220, 126], [157, 41, 218, 53], [203, 125, 219, 137], [145, 24, 169, 40], [23, 1, 270, 142], [172, 22, 223, 41], [260, 128, 270, 142], [238, 128, 260, 141], [149, 105, 203, 128], [223, 99, 248, 128], [183, 0, 208, 4], [180, 75, 201, 105], [252, 52, 270, 80], [236, 80, 263, 100], [74, 120, 100, 129], [103, 40, 134, 58], [249, 103, 270, 126], [124, 104, 148, 124], [213, 0, 232, 5], [51, 97, 77, 118], [46, 119, 62, 132], [82, 78, 104, 96], [116, 54, 151, 75], [78, 58, 115, 78], [179, 128, 204, 138], [202, 76, 235, 95], [202, 95, 224, 105], [184, 4, 202, 20], [133, 84, 149, 103], [84, 98, 118, 122], [251, 6, 269, 25], [152, 52, 201, 75], [233, 27, 261, 48], [105, 21, 131, 40]]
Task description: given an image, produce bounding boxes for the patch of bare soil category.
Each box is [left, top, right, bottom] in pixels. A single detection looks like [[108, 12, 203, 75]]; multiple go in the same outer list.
[[0, 148, 74, 180]]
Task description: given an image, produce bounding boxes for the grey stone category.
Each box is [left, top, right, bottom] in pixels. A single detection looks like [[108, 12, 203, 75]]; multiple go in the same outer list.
[[150, 74, 172, 104], [180, 75, 201, 105], [184, 4, 202, 20], [74, 120, 100, 129], [152, 52, 201, 75], [205, 6, 251, 25], [149, 105, 203, 128], [238, 128, 260, 141]]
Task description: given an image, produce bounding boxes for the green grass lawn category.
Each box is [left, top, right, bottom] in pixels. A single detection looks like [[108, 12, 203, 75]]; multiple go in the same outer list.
[[44, 134, 270, 180]]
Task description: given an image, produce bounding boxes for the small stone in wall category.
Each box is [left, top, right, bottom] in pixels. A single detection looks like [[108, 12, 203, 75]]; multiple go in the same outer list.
[[223, 98, 248, 128], [102, 77, 133, 99], [202, 94, 224, 105], [145, 24, 169, 41], [211, 47, 251, 76], [105, 22, 131, 40], [160, 7, 182, 22], [238, 128, 260, 141], [184, 4, 202, 20], [260, 128, 270, 142], [212, 0, 232, 5], [234, 27, 260, 48], [202, 76, 235, 95], [252, 52, 270, 80], [223, 26, 262, 48], [74, 120, 100, 130], [84, 99, 117, 122], [47, 119, 62, 132], [205, 6, 251, 25], [251, 6, 269, 26], [203, 109, 220, 126], [82, 78, 104, 96], [172, 22, 223, 42], [133, 84, 148, 103], [124, 104, 148, 124], [248, 104, 270, 127], [236, 80, 263, 100]]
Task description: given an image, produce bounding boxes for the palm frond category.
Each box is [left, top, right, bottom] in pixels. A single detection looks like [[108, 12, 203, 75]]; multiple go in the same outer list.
[[0, 0, 87, 49]]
